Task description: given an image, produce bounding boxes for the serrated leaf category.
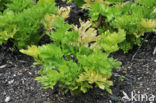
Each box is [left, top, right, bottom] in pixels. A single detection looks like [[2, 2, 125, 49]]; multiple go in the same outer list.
[[141, 19, 156, 29], [41, 14, 57, 31], [99, 29, 126, 53], [58, 6, 71, 19], [20, 45, 39, 58], [73, 19, 99, 48], [77, 68, 113, 93], [0, 25, 17, 44]]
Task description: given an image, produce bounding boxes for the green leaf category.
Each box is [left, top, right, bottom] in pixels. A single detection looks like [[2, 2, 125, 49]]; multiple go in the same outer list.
[[99, 29, 126, 53], [38, 44, 64, 69]]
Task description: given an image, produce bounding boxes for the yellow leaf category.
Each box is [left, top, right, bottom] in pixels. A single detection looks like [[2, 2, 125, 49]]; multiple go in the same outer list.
[[141, 19, 156, 29], [73, 20, 99, 48], [20, 45, 39, 58], [38, 0, 54, 5], [96, 82, 105, 89], [41, 14, 57, 31], [77, 68, 113, 93], [58, 6, 71, 19], [0, 25, 17, 42]]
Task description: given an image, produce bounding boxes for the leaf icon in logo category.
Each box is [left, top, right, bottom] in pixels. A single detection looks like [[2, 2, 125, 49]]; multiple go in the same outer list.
[[122, 91, 131, 101]]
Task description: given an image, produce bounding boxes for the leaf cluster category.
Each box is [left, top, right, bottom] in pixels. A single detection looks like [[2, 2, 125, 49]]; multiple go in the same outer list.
[[3, 0, 155, 96], [0, 0, 57, 48], [81, 0, 156, 53], [21, 10, 121, 94], [0, 0, 10, 12]]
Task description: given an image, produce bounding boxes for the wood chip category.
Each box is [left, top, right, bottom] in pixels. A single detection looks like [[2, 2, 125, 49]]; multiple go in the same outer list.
[[153, 47, 156, 55], [0, 64, 7, 69]]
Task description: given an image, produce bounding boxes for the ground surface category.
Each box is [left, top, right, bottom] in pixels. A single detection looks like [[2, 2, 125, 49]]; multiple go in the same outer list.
[[0, 33, 155, 103], [0, 1, 156, 103]]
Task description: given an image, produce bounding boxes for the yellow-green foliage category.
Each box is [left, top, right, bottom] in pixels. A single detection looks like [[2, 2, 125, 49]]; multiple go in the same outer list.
[[21, 14, 121, 94], [41, 6, 70, 31], [0, 0, 57, 48], [85, 0, 156, 52], [141, 19, 156, 30], [99, 29, 126, 53], [0, 25, 16, 44], [41, 14, 57, 31], [72, 20, 99, 49], [20, 45, 39, 58], [0, 0, 10, 11], [77, 68, 113, 93], [19, 0, 156, 95]]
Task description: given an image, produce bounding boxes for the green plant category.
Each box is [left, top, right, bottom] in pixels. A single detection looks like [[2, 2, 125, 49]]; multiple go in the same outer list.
[[73, 0, 156, 53], [99, 29, 126, 53], [0, 0, 10, 12], [19, 0, 156, 95], [21, 9, 121, 94], [0, 10, 16, 44], [0, 0, 57, 49], [6, 0, 35, 12]]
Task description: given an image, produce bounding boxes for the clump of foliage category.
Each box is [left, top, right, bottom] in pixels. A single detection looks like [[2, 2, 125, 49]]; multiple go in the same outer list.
[[90, 0, 156, 52], [0, 0, 57, 48], [99, 29, 126, 53], [21, 7, 122, 94], [72, 19, 99, 49], [17, 0, 156, 95], [69, 0, 156, 53], [0, 0, 10, 12]]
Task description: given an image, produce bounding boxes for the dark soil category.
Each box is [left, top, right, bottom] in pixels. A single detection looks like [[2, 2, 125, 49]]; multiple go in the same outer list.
[[0, 1, 156, 103]]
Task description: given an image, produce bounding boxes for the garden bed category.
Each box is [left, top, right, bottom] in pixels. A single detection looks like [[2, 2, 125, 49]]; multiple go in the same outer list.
[[0, 0, 156, 103], [0, 33, 155, 103]]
